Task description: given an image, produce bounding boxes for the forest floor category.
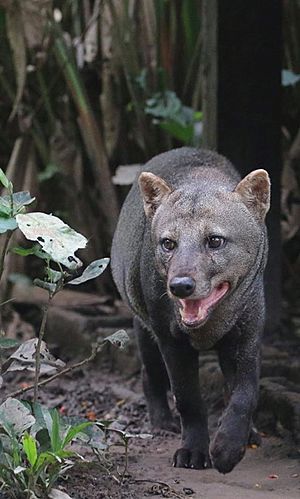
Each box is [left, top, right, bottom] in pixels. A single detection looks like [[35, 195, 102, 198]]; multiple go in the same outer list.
[[3, 359, 300, 499], [2, 287, 300, 498]]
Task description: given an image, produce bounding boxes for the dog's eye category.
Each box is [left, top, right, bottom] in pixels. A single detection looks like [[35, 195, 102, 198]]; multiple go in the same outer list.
[[161, 238, 176, 251], [207, 235, 226, 249]]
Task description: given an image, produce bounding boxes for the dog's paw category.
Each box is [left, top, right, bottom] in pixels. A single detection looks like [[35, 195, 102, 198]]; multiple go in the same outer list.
[[173, 447, 211, 469], [210, 431, 246, 474]]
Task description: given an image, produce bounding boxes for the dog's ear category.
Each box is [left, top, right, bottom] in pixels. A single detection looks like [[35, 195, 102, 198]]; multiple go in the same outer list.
[[139, 172, 172, 217], [234, 169, 271, 222]]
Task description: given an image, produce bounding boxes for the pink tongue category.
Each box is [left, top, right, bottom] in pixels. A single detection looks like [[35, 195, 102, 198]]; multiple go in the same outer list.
[[179, 282, 229, 324]]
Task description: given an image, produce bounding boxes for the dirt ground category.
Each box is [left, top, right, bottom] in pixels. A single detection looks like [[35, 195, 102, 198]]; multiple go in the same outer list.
[[3, 363, 299, 499]]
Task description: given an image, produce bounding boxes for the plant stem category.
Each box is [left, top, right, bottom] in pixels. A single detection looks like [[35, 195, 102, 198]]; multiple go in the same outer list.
[[33, 295, 51, 402], [0, 231, 13, 283]]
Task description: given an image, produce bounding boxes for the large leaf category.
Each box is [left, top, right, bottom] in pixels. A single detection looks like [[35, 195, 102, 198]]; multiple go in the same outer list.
[[16, 213, 87, 269], [0, 398, 35, 434], [68, 258, 109, 285]]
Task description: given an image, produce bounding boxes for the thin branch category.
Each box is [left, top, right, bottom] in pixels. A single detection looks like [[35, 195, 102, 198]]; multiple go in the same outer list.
[[7, 342, 104, 399], [33, 295, 51, 402]]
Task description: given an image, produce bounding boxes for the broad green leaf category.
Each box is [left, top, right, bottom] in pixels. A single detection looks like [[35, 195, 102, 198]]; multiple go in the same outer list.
[[0, 337, 19, 349], [0, 398, 35, 435], [68, 258, 109, 285], [103, 330, 129, 350], [0, 168, 10, 189], [16, 213, 87, 269], [0, 217, 17, 233], [22, 433, 37, 467]]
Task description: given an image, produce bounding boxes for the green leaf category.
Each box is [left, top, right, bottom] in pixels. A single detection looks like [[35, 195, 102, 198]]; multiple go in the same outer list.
[[68, 258, 110, 285], [38, 163, 60, 182], [0, 192, 35, 217], [11, 244, 50, 260], [0, 338, 19, 349], [47, 268, 63, 283], [159, 120, 193, 144], [0, 168, 10, 189], [16, 212, 87, 269], [50, 410, 62, 453], [22, 433, 37, 467], [0, 217, 17, 233], [62, 422, 93, 448]]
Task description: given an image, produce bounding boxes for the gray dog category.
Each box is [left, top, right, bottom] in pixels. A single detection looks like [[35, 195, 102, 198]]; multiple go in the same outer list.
[[111, 148, 270, 473]]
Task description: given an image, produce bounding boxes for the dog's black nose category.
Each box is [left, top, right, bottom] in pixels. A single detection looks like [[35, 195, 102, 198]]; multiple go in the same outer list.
[[169, 276, 196, 298]]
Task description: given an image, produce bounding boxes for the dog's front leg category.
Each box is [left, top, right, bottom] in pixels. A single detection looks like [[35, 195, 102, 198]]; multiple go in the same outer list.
[[158, 337, 211, 469], [210, 331, 261, 474]]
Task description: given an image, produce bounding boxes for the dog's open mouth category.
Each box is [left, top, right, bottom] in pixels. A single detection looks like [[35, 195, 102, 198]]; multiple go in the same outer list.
[[178, 282, 230, 328]]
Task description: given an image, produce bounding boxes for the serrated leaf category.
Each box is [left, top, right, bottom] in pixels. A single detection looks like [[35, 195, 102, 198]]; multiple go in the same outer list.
[[103, 330, 129, 350], [22, 433, 37, 466], [68, 258, 109, 285], [16, 213, 87, 269], [0, 217, 17, 233], [0, 168, 10, 189], [0, 398, 35, 434]]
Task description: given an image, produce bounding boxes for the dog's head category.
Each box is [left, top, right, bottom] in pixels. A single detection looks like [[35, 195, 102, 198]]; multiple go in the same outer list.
[[139, 168, 270, 332]]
